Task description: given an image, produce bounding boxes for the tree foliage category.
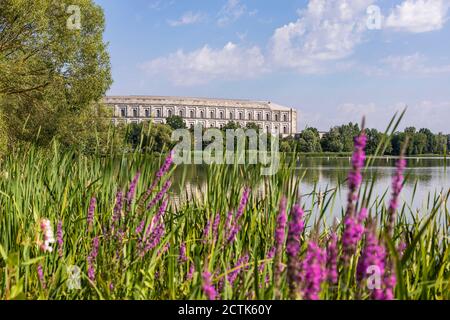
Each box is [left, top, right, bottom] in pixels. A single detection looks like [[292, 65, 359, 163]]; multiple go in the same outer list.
[[0, 0, 112, 148]]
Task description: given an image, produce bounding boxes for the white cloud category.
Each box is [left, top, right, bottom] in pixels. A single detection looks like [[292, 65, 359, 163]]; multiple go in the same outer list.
[[385, 0, 450, 33], [382, 53, 450, 74], [217, 0, 247, 26], [269, 0, 375, 73], [141, 42, 267, 86], [167, 11, 205, 27]]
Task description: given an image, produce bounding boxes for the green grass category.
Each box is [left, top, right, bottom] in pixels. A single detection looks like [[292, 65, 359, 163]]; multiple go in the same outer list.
[[0, 127, 449, 300]]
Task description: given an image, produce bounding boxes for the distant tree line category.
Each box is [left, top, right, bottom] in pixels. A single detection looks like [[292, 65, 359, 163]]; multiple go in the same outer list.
[[280, 123, 449, 155], [124, 117, 450, 156]]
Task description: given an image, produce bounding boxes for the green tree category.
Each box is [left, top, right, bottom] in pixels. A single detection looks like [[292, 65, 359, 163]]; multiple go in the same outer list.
[[297, 128, 321, 153], [321, 128, 343, 152], [0, 0, 112, 147], [166, 115, 186, 130]]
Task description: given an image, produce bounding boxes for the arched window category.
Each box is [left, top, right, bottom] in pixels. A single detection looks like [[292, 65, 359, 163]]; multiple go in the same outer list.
[[210, 110, 214, 119], [283, 126, 288, 134], [266, 113, 270, 121], [266, 126, 269, 133], [230, 112, 233, 119], [120, 108, 126, 117], [145, 109, 150, 117], [200, 111, 204, 118], [156, 109, 161, 117], [220, 111, 223, 119], [239, 112, 243, 120], [179, 110, 183, 117], [248, 113, 252, 120], [257, 113, 261, 121], [275, 114, 279, 122], [133, 109, 138, 117], [168, 110, 172, 117], [283, 114, 287, 122], [190, 110, 194, 118]]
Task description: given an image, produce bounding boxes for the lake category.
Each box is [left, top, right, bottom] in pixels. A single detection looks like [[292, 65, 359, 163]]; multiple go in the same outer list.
[[172, 157, 449, 220]]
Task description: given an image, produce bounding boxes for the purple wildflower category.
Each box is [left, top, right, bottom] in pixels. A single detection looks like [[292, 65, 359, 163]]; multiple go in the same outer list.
[[135, 219, 145, 234], [57, 220, 63, 258], [112, 190, 124, 224], [235, 187, 250, 221], [186, 264, 195, 281], [387, 157, 407, 237], [146, 180, 172, 210], [126, 172, 140, 212], [37, 264, 46, 289], [212, 212, 220, 242], [345, 131, 367, 223], [179, 242, 188, 263], [202, 271, 217, 300], [300, 241, 327, 300], [87, 197, 96, 231], [138, 151, 174, 212], [227, 253, 249, 286], [286, 204, 305, 298], [140, 200, 168, 256], [87, 236, 100, 282], [326, 232, 338, 284], [342, 208, 367, 264], [356, 224, 386, 300]]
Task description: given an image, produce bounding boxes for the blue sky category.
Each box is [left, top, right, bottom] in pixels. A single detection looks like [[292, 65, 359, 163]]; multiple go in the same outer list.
[[95, 0, 450, 132]]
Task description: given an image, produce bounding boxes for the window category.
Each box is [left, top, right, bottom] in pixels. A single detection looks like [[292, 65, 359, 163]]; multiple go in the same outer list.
[[133, 109, 138, 117], [179, 110, 183, 117], [190, 110, 194, 118], [210, 110, 214, 119], [145, 109, 150, 117], [266, 126, 269, 133], [257, 113, 261, 121], [120, 108, 126, 117], [248, 113, 252, 120], [239, 112, 243, 120], [200, 111, 204, 118], [283, 114, 287, 122], [283, 126, 288, 134], [229, 112, 233, 119], [156, 109, 161, 117], [219, 111, 223, 119], [275, 114, 279, 122], [168, 110, 172, 117], [266, 113, 270, 121]]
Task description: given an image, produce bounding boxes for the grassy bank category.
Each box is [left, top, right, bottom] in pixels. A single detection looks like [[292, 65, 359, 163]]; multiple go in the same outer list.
[[0, 139, 449, 300]]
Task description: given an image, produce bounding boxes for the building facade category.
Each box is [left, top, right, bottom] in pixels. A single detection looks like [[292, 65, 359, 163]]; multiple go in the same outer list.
[[103, 96, 297, 136]]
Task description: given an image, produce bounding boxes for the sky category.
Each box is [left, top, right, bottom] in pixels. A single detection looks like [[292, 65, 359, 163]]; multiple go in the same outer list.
[[94, 0, 450, 133]]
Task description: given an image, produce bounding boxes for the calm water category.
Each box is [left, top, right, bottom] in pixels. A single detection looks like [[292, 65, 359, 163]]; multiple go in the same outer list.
[[172, 157, 449, 218]]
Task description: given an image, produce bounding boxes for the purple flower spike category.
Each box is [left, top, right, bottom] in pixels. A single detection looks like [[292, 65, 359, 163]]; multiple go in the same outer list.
[[87, 236, 100, 282], [113, 190, 124, 224], [87, 197, 96, 231], [286, 204, 305, 298], [126, 172, 140, 212], [179, 242, 188, 263], [57, 220, 63, 258], [387, 156, 407, 237], [227, 253, 249, 286], [202, 271, 217, 300], [37, 264, 46, 289], [326, 232, 338, 284], [301, 241, 327, 300]]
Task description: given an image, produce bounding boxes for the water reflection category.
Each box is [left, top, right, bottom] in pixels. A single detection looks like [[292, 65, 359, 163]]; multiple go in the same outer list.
[[171, 157, 449, 218]]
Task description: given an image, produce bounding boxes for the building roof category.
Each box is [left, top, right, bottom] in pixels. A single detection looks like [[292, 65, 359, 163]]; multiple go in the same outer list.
[[103, 95, 292, 112]]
